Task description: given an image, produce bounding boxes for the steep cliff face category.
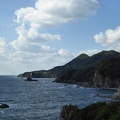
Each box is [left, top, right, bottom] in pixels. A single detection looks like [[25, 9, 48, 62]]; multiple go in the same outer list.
[[93, 71, 120, 88], [93, 57, 120, 88]]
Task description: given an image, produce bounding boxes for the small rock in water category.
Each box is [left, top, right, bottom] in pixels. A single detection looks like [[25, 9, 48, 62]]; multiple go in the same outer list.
[[0, 103, 9, 108]]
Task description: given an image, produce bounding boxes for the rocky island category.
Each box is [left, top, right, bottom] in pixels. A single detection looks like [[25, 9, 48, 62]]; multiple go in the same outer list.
[[0, 103, 9, 108], [25, 73, 38, 81]]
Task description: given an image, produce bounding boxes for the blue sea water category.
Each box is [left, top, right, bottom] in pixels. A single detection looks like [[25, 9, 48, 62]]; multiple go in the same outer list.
[[0, 76, 117, 120]]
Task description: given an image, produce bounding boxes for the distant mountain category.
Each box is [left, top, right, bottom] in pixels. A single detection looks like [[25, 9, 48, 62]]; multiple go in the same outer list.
[[18, 50, 120, 83]]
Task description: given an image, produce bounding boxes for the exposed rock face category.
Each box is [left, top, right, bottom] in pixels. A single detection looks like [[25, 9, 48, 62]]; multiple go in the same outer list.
[[25, 76, 38, 81], [60, 105, 78, 120], [112, 87, 120, 100], [27, 76, 33, 81], [59, 102, 120, 120], [93, 71, 120, 88]]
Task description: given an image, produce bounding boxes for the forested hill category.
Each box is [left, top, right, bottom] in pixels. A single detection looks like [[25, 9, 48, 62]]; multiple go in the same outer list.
[[18, 50, 120, 79]]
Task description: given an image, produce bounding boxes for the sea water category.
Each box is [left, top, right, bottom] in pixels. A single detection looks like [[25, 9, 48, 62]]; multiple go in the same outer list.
[[0, 76, 117, 120]]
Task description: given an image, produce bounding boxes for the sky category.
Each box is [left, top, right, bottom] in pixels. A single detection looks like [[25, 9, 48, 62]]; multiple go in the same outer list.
[[0, 0, 120, 75]]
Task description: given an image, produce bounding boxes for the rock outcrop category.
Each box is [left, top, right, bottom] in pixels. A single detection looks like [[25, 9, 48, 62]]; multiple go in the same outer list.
[[25, 73, 38, 81], [93, 57, 120, 88], [60, 105, 78, 120], [59, 102, 120, 120], [0, 103, 9, 108], [112, 87, 120, 100], [93, 71, 120, 88]]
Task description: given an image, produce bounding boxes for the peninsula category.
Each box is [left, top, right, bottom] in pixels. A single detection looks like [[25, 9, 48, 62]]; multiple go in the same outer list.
[[18, 50, 120, 88]]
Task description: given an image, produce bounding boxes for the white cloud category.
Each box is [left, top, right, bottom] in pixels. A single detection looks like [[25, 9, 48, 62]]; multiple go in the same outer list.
[[5, 0, 99, 74], [7, 50, 74, 71], [15, 0, 99, 28], [0, 37, 7, 54], [58, 48, 71, 57], [11, 38, 56, 53], [15, 24, 61, 42], [12, 0, 99, 53], [11, 25, 60, 53], [11, 0, 99, 55], [94, 26, 120, 51]]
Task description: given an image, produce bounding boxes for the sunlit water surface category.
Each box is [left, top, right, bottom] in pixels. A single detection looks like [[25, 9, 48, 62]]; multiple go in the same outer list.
[[0, 76, 117, 120]]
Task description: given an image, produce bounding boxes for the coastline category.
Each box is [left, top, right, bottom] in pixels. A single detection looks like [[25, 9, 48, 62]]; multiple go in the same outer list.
[[59, 102, 120, 120]]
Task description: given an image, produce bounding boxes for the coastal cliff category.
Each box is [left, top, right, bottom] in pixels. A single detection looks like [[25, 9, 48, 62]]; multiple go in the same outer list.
[[93, 71, 120, 88], [93, 57, 120, 88], [56, 54, 120, 88]]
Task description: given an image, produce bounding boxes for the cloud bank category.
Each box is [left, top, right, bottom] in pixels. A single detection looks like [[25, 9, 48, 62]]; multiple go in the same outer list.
[[15, 0, 99, 27], [11, 0, 99, 53]]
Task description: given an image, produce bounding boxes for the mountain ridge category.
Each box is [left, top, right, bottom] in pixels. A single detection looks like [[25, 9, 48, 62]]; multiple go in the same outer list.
[[18, 50, 120, 81]]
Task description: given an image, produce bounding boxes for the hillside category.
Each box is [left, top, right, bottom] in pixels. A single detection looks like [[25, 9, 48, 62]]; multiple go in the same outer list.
[[97, 57, 120, 79], [55, 50, 120, 84], [18, 50, 120, 81], [55, 67, 95, 83]]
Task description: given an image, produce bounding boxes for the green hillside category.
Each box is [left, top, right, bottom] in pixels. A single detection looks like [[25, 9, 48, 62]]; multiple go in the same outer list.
[[97, 57, 120, 80]]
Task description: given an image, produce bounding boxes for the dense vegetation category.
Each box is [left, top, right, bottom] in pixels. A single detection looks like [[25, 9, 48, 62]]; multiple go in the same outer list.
[[56, 55, 120, 87], [60, 102, 120, 120], [55, 67, 95, 83], [97, 57, 120, 80]]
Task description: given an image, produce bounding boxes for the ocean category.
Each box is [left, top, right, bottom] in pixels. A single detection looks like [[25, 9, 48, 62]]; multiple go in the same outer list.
[[0, 76, 117, 120]]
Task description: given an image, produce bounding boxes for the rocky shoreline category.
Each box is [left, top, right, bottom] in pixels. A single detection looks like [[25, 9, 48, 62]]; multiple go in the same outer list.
[[58, 83, 120, 120], [59, 102, 120, 120]]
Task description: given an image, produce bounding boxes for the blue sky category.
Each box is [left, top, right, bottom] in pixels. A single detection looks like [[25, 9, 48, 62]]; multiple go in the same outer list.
[[0, 0, 120, 75]]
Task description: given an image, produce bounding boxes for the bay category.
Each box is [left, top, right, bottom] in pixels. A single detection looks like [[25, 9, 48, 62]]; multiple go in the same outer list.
[[0, 76, 117, 120]]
